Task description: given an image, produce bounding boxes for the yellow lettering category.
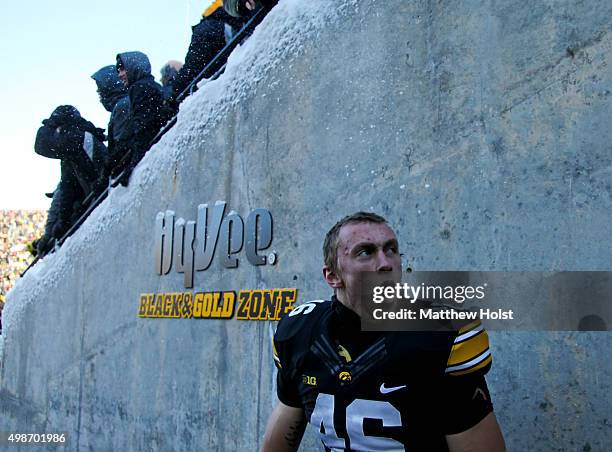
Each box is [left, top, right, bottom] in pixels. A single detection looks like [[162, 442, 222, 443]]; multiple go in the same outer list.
[[161, 293, 170, 317], [279, 289, 297, 317], [221, 291, 235, 318], [261, 290, 278, 320], [236, 291, 251, 320], [138, 294, 149, 317], [139, 289, 298, 321], [211, 292, 222, 318], [183, 292, 193, 318], [302, 375, 317, 386], [170, 293, 180, 318], [149, 294, 161, 317], [193, 293, 204, 318], [202, 293, 213, 317], [249, 291, 263, 320], [159, 294, 165, 318], [177, 293, 184, 317], [149, 294, 156, 317]]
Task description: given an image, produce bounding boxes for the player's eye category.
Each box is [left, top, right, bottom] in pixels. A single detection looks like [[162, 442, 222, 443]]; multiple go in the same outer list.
[[356, 246, 374, 257], [384, 244, 399, 255]]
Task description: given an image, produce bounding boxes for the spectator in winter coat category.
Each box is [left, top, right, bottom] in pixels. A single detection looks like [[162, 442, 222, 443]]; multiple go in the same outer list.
[[170, 1, 244, 103], [223, 0, 277, 18], [91, 65, 131, 173], [160, 60, 183, 100], [34, 106, 108, 254], [114, 51, 166, 186]]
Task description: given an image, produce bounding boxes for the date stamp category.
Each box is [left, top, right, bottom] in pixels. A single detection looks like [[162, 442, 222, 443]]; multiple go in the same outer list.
[[0, 432, 68, 446]]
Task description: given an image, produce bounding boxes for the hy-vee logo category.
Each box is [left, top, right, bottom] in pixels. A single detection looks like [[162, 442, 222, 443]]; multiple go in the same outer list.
[[154, 201, 275, 288]]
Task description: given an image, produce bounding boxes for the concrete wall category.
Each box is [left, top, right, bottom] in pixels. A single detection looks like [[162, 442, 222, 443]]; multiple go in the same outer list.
[[2, 0, 611, 450]]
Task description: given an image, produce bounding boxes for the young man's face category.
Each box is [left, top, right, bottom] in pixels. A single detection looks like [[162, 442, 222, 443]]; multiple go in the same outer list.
[[324, 221, 402, 315], [118, 67, 128, 87]]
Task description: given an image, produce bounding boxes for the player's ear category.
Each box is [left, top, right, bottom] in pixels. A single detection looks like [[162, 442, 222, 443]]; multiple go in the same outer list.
[[323, 265, 343, 289]]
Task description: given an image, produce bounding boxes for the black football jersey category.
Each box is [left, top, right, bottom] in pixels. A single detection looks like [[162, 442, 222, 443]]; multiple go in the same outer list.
[[273, 298, 493, 451]]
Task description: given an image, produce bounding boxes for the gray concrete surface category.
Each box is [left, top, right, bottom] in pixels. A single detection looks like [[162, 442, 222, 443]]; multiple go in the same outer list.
[[1, 0, 611, 450]]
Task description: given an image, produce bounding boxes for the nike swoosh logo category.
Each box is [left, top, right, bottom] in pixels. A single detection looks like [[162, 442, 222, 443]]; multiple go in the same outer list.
[[380, 383, 407, 394]]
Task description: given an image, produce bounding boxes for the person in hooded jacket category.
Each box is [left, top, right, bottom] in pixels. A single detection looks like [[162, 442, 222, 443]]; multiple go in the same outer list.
[[91, 65, 131, 174], [114, 51, 166, 186], [170, 0, 245, 103], [35, 106, 108, 254], [160, 60, 183, 100], [91, 64, 130, 171]]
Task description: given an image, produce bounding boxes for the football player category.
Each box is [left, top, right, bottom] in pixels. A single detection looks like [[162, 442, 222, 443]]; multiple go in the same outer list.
[[262, 212, 506, 451]]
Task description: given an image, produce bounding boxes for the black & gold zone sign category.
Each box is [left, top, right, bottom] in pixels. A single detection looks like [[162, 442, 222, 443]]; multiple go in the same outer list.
[[138, 288, 297, 321]]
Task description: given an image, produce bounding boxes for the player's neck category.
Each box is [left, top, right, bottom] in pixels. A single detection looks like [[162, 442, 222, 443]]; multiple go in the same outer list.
[[333, 294, 363, 322], [335, 293, 361, 316]]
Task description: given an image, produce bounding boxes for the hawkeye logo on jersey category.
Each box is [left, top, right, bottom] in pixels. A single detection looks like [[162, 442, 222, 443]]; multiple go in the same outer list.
[[154, 201, 276, 288], [138, 288, 297, 321], [338, 371, 352, 382]]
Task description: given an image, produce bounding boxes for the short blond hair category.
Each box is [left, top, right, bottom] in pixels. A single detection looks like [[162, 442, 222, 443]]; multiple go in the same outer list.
[[323, 212, 388, 274]]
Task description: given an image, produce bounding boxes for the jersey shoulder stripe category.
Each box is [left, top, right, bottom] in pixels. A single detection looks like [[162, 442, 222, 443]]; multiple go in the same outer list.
[[455, 320, 484, 343], [272, 338, 282, 368], [446, 349, 492, 376], [445, 320, 492, 376]]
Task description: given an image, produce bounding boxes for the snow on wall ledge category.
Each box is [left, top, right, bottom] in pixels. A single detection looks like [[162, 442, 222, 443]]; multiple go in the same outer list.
[[2, 0, 611, 450]]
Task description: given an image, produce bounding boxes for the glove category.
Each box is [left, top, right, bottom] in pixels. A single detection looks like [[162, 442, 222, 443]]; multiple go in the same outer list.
[[28, 240, 39, 257], [36, 235, 56, 255]]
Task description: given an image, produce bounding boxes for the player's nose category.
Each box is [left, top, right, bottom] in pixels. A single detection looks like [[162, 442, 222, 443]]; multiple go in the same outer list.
[[375, 249, 394, 272]]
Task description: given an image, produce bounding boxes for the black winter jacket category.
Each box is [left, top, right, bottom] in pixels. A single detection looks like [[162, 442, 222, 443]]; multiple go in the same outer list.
[[35, 106, 108, 246], [172, 8, 244, 100], [115, 51, 166, 171], [91, 65, 131, 164]]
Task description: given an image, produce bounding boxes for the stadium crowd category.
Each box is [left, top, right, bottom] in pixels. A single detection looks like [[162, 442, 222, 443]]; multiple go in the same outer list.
[[32, 0, 277, 258], [0, 210, 47, 332]]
